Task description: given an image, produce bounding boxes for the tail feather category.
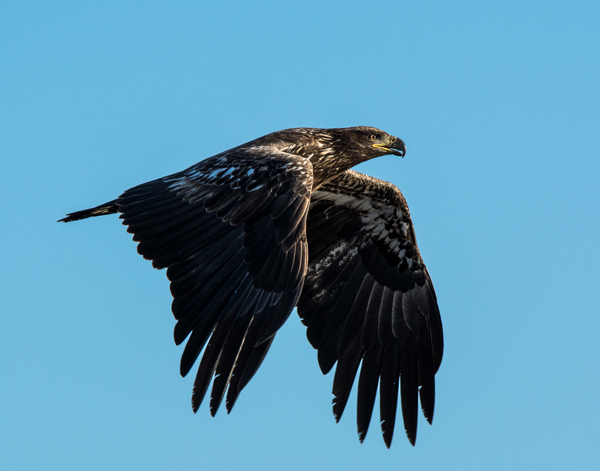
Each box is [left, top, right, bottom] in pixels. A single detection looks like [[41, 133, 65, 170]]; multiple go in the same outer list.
[[58, 199, 119, 223]]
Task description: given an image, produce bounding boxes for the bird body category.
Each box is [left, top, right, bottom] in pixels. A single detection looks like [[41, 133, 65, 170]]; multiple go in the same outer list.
[[60, 126, 443, 448]]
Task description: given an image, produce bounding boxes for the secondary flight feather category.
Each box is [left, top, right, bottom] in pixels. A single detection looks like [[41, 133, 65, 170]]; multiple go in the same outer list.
[[60, 126, 443, 447]]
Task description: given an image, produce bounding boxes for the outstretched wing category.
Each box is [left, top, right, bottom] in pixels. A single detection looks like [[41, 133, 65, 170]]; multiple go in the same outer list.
[[117, 147, 313, 414], [297, 170, 443, 447]]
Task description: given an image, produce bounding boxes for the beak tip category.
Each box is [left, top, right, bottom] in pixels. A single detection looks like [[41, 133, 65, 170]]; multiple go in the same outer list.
[[393, 137, 406, 158]]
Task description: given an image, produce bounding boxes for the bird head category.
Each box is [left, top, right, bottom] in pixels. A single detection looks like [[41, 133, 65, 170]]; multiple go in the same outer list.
[[341, 126, 406, 158]]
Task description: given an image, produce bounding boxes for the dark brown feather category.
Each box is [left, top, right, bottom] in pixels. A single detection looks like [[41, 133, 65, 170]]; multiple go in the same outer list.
[[300, 170, 443, 446]]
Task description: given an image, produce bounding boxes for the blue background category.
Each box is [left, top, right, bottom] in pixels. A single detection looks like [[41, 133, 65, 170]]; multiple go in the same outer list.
[[1, 1, 599, 469]]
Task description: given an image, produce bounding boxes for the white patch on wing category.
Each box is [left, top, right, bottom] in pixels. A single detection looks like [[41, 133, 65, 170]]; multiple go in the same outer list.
[[208, 168, 222, 179], [399, 221, 408, 236], [312, 240, 358, 275], [353, 199, 372, 212], [220, 167, 234, 178], [167, 177, 190, 191], [185, 168, 206, 179]]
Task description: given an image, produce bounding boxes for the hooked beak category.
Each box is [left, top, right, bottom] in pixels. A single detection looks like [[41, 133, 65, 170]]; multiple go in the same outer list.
[[372, 136, 406, 157]]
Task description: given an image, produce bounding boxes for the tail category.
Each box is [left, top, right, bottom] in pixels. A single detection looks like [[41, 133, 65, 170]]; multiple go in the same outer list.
[[58, 199, 119, 223]]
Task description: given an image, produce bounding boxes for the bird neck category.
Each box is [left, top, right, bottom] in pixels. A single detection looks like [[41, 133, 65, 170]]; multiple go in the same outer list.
[[308, 151, 369, 189]]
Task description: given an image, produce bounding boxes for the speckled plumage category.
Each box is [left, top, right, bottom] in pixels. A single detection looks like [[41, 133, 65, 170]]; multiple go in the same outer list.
[[60, 126, 442, 448]]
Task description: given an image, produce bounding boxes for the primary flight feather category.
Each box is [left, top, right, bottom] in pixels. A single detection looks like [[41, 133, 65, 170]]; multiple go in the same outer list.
[[60, 126, 443, 447]]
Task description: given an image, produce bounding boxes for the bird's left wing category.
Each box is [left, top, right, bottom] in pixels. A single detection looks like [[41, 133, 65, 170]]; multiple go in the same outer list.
[[117, 147, 313, 414], [297, 170, 443, 447]]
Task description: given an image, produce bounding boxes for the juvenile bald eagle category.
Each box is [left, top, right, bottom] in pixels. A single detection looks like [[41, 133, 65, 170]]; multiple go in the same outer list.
[[60, 126, 443, 448]]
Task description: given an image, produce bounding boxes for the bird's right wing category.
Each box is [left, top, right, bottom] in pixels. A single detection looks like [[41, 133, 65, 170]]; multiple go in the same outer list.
[[297, 170, 443, 447], [117, 147, 313, 414]]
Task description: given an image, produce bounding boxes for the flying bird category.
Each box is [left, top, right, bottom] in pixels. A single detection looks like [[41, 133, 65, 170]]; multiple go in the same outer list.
[[60, 126, 443, 447]]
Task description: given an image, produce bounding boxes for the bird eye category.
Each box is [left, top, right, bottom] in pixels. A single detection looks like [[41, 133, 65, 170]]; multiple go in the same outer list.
[[369, 134, 377, 140]]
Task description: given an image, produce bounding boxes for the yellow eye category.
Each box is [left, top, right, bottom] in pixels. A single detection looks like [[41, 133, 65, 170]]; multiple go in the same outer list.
[[370, 134, 377, 140]]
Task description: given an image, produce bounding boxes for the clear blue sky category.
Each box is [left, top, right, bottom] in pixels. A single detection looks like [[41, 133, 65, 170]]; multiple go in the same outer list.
[[1, 1, 599, 470]]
